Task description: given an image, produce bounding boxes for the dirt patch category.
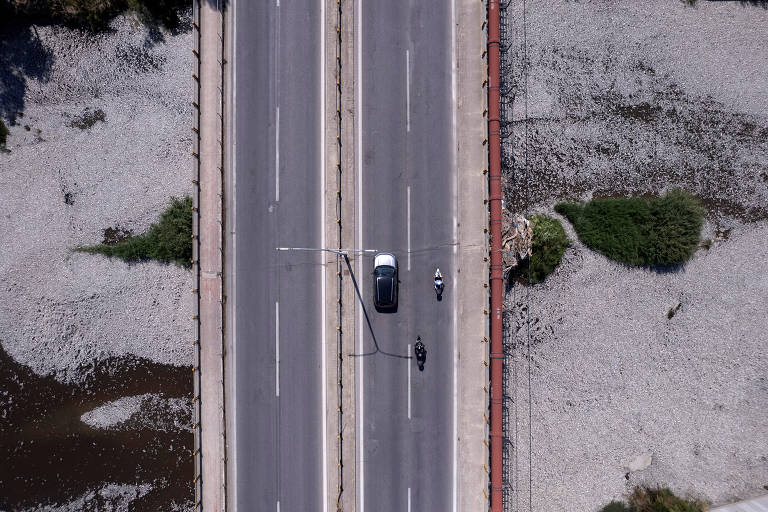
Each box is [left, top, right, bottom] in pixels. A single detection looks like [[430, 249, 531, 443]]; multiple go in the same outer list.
[[68, 108, 106, 130]]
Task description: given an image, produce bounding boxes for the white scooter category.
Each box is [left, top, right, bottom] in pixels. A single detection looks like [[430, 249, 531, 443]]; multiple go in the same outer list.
[[434, 268, 444, 300]]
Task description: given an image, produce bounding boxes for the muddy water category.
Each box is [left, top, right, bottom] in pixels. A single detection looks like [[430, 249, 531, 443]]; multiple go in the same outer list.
[[0, 345, 192, 510]]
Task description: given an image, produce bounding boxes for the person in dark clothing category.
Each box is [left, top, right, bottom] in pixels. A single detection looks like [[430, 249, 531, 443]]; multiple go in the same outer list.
[[415, 336, 427, 371]]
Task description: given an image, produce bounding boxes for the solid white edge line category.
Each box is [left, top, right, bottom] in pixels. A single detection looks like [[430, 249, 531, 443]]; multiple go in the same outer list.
[[276, 105, 280, 202], [406, 49, 410, 133], [450, 0, 458, 510], [407, 343, 412, 419], [407, 185, 411, 271], [320, 0, 328, 509], [276, 301, 280, 397], [230, 0, 238, 505], [356, 0, 364, 509]]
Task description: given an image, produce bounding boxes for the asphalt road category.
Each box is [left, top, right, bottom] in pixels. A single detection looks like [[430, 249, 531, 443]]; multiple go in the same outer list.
[[358, 0, 457, 510], [229, 0, 324, 510]]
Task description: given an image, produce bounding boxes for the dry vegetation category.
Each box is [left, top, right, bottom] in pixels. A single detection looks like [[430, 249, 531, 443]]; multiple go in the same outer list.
[[1, 0, 188, 31]]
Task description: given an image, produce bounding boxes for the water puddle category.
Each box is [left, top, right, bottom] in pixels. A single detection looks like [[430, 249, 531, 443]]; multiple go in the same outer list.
[[0, 344, 192, 510]]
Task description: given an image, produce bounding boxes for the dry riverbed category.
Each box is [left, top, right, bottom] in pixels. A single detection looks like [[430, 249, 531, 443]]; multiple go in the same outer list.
[[502, 1, 768, 511], [0, 11, 193, 510]]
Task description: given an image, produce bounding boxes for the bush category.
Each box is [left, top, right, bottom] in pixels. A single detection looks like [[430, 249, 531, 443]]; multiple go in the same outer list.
[[528, 214, 569, 283], [0, 119, 8, 146], [600, 502, 631, 512], [77, 196, 192, 267], [555, 189, 705, 267], [600, 486, 707, 512], [510, 214, 569, 284], [2, 0, 187, 32], [125, 0, 188, 31]]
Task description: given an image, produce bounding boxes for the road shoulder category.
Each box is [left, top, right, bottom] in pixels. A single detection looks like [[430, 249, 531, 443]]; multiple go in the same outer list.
[[455, 0, 490, 510]]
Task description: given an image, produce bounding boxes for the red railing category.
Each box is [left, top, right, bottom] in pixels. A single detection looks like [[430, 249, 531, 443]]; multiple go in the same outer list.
[[486, 1, 504, 511]]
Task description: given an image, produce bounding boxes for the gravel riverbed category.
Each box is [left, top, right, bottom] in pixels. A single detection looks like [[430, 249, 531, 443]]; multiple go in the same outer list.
[[501, 1, 768, 511], [0, 12, 193, 381], [0, 10, 194, 510]]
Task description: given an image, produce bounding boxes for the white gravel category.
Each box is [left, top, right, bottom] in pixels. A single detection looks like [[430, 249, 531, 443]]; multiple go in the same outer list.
[[16, 483, 153, 512], [502, 1, 768, 510], [0, 12, 193, 382], [81, 393, 192, 432], [506, 222, 768, 511], [81, 394, 145, 429], [502, 0, 768, 225]]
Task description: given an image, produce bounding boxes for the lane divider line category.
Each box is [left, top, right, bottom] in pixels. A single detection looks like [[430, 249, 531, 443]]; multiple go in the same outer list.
[[406, 49, 411, 132], [275, 105, 280, 202], [275, 301, 280, 397], [407, 343, 412, 419], [408, 487, 412, 512], [407, 185, 411, 272]]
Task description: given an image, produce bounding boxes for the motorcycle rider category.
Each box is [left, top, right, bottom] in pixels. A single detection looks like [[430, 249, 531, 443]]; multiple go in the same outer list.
[[434, 268, 444, 293], [415, 336, 427, 367]]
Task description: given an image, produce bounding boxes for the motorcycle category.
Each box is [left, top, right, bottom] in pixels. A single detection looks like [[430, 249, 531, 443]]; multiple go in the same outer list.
[[433, 268, 444, 300], [414, 337, 427, 371]]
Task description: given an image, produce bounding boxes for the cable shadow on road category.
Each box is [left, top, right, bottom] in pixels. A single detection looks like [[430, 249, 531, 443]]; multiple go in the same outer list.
[[343, 254, 411, 360]]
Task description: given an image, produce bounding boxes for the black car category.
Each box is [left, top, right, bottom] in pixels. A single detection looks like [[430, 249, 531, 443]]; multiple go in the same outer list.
[[373, 252, 398, 310]]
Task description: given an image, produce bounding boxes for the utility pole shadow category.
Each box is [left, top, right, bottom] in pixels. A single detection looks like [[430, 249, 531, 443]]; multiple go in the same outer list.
[[342, 253, 411, 360]]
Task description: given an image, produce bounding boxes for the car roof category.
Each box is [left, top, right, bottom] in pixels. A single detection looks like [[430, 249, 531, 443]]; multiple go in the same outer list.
[[374, 252, 396, 268], [376, 276, 394, 303]]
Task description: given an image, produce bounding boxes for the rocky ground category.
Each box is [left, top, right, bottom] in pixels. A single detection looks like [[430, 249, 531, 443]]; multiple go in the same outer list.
[[0, 10, 193, 511], [501, 1, 768, 511]]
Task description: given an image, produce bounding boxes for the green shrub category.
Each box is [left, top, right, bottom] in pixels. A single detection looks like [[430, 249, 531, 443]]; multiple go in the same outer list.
[[77, 196, 192, 267], [528, 214, 569, 283], [510, 214, 569, 285], [599, 502, 631, 512], [629, 486, 707, 512], [555, 189, 705, 267], [601, 486, 707, 512]]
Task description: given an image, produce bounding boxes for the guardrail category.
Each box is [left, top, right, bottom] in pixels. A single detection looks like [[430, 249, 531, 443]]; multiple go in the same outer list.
[[191, 0, 203, 508], [481, 0, 493, 509], [486, 1, 504, 511], [334, 1, 345, 509], [191, 0, 228, 509], [497, 1, 515, 509]]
